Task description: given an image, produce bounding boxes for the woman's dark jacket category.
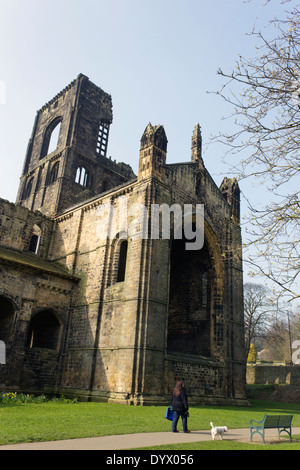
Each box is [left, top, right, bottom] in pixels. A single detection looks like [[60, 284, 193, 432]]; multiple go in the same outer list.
[[172, 390, 188, 412]]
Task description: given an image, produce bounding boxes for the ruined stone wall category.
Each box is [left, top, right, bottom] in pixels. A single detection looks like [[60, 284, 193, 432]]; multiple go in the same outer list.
[[0, 258, 76, 391], [247, 365, 300, 385], [0, 197, 78, 391], [45, 177, 171, 402], [40, 145, 246, 404], [0, 198, 53, 257]]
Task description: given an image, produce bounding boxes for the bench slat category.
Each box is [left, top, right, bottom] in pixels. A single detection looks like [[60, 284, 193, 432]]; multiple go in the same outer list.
[[279, 416, 293, 426], [264, 415, 279, 427]]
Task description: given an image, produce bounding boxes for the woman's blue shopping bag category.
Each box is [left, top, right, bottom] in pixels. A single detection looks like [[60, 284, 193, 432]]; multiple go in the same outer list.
[[165, 406, 173, 421]]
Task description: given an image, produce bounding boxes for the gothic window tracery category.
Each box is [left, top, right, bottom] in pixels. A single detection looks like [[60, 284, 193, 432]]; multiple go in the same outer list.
[[75, 166, 89, 187], [96, 120, 110, 157]]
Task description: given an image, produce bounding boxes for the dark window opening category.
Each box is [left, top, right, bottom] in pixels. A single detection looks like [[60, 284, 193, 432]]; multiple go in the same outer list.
[[96, 121, 110, 157], [27, 310, 61, 350], [28, 225, 41, 254], [75, 166, 89, 187], [0, 296, 15, 344], [29, 235, 39, 254], [117, 240, 128, 282]]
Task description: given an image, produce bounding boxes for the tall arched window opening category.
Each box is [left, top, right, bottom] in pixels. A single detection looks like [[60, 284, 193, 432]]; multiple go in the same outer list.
[[28, 224, 42, 254], [27, 310, 62, 350], [117, 240, 128, 283], [40, 117, 62, 159]]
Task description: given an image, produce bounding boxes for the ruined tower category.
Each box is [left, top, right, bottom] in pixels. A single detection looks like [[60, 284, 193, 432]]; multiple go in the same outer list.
[[16, 74, 134, 217]]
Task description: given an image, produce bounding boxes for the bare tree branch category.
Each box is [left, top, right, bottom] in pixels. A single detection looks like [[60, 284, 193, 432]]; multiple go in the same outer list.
[[212, 3, 300, 300]]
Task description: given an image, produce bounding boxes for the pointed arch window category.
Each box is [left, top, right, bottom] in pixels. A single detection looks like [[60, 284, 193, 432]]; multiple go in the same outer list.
[[40, 117, 62, 159], [28, 224, 42, 254], [107, 236, 128, 287]]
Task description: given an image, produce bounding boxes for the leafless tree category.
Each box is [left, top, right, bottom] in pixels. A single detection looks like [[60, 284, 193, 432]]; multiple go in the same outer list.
[[251, 298, 298, 363], [244, 282, 275, 360], [213, 1, 300, 301]]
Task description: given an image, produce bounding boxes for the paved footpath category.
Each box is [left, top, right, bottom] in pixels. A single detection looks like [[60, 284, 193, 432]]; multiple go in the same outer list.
[[1, 427, 300, 450]]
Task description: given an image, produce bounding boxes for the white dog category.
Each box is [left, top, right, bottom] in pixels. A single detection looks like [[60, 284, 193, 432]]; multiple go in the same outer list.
[[210, 422, 228, 440]]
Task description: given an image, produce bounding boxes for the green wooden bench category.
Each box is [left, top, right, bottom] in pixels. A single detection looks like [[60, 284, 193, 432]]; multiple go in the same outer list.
[[250, 414, 293, 444]]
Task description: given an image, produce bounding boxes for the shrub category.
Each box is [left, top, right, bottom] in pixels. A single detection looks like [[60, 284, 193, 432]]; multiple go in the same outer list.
[[0, 392, 77, 404], [247, 344, 257, 363]]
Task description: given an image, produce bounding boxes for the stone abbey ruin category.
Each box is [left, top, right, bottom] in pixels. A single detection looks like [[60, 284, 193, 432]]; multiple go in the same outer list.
[[0, 74, 246, 405]]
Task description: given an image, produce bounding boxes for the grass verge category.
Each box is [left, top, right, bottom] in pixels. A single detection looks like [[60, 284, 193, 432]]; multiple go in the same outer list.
[[132, 438, 300, 451], [0, 397, 299, 446]]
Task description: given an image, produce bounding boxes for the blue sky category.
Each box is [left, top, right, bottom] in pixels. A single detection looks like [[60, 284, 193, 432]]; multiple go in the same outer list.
[[0, 0, 298, 294]]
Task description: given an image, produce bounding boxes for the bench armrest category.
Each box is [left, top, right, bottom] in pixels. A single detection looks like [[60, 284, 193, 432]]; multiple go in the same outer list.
[[250, 419, 263, 426]]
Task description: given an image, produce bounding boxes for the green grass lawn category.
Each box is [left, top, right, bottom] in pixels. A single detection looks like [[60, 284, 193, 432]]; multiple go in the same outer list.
[[0, 399, 300, 447]]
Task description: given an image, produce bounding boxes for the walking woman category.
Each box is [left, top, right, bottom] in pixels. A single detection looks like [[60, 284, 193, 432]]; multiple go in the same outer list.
[[172, 381, 191, 433]]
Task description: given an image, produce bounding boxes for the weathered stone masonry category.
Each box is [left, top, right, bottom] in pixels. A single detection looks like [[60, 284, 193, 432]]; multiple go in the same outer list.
[[0, 74, 247, 405]]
